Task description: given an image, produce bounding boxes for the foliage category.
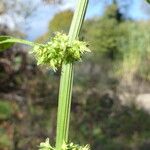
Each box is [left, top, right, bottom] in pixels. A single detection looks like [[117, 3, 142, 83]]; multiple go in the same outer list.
[[0, 101, 12, 120], [115, 21, 150, 81], [82, 4, 126, 62], [36, 10, 73, 43], [49, 10, 73, 34], [146, 0, 150, 4], [0, 131, 11, 149], [0, 36, 15, 51], [82, 3, 150, 82]]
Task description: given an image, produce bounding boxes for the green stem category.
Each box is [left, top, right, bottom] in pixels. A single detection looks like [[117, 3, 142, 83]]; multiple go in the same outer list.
[[55, 0, 89, 149]]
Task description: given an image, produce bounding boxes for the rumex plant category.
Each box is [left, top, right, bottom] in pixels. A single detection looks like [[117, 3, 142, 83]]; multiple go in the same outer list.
[[0, 0, 90, 149]]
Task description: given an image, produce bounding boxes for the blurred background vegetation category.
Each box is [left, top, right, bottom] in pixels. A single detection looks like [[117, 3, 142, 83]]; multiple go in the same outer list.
[[0, 0, 150, 150]]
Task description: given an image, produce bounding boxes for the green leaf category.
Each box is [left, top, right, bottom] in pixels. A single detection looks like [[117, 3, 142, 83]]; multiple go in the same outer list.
[[0, 101, 12, 120], [146, 0, 150, 3], [0, 36, 35, 52], [0, 36, 15, 51]]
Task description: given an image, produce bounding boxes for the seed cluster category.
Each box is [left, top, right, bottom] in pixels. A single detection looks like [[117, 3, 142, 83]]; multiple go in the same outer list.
[[32, 32, 90, 71]]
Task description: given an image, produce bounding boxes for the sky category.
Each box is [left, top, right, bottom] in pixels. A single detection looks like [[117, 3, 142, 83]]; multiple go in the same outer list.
[[23, 0, 104, 40], [0, 0, 150, 40]]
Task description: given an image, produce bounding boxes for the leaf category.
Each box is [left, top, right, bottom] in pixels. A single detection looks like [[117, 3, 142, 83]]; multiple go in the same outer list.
[[0, 36, 35, 52], [0, 101, 12, 120], [146, 0, 150, 4], [0, 36, 14, 51]]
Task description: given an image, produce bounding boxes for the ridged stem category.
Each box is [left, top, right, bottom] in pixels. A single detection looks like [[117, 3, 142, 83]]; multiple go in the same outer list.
[[55, 0, 89, 149]]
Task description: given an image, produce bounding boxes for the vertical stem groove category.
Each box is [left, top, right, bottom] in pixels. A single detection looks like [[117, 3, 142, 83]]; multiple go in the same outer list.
[[56, 0, 89, 149]]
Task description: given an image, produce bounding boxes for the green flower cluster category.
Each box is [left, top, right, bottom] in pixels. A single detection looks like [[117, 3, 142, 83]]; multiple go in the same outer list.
[[39, 138, 90, 150], [39, 139, 53, 150], [32, 32, 90, 71]]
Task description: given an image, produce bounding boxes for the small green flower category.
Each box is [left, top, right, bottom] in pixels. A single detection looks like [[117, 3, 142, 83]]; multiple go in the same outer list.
[[31, 32, 90, 71], [38, 139, 90, 150], [39, 138, 54, 150], [61, 141, 68, 150]]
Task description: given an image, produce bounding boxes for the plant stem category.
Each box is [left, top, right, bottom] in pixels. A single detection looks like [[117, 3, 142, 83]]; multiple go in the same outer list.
[[55, 0, 89, 149]]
